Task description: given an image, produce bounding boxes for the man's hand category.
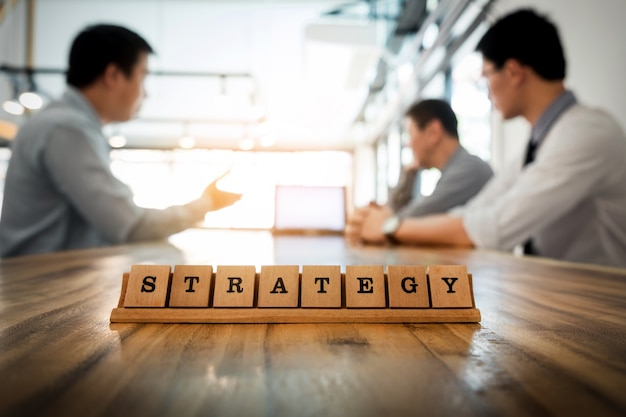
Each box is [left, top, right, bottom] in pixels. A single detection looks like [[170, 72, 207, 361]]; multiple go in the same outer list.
[[202, 169, 242, 211], [345, 204, 393, 245]]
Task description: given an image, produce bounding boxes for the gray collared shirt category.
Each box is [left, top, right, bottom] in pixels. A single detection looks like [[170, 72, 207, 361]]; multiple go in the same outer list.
[[0, 87, 212, 258], [389, 146, 493, 218]]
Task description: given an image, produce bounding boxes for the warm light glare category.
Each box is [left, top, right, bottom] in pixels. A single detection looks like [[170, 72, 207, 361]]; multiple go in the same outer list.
[[260, 133, 276, 147], [18, 92, 44, 110], [108, 134, 127, 148], [0, 120, 18, 139], [2, 100, 25, 116], [239, 138, 254, 150]]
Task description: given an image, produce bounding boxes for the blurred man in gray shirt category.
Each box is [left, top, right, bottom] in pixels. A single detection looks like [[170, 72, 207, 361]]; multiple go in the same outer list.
[[0, 24, 240, 258], [378, 99, 492, 239]]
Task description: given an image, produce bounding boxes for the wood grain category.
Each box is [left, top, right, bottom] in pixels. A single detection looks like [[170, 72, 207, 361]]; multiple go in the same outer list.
[[1, 229, 625, 417]]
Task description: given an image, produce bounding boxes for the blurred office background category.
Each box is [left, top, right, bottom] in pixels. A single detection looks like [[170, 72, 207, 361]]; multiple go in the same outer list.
[[1, 0, 625, 231]]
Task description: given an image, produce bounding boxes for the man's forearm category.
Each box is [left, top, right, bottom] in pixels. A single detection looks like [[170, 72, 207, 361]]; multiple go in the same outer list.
[[394, 214, 474, 247]]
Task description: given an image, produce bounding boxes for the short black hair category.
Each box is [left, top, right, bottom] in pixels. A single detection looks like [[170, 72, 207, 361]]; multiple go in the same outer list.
[[66, 24, 154, 88], [404, 99, 459, 139], [476, 9, 566, 80]]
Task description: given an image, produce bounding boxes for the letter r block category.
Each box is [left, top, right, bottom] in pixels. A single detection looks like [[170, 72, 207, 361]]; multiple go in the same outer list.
[[212, 266, 256, 307], [427, 265, 473, 308], [345, 265, 386, 308], [301, 265, 341, 308], [123, 264, 171, 307], [387, 265, 430, 308], [257, 265, 300, 307], [169, 265, 213, 307]]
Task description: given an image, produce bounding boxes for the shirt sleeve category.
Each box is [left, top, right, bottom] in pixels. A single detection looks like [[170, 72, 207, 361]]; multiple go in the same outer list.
[[397, 152, 493, 218], [43, 125, 212, 244], [388, 168, 419, 212], [462, 111, 621, 250]]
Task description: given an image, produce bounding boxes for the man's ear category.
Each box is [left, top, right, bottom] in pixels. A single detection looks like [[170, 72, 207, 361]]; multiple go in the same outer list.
[[426, 119, 444, 143], [503, 58, 527, 86], [101, 63, 122, 89]]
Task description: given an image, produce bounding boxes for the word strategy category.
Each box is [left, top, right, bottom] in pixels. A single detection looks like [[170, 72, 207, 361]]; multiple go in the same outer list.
[[110, 264, 481, 323]]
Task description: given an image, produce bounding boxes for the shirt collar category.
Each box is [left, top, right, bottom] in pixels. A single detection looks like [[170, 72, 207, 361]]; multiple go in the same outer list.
[[441, 144, 465, 173], [530, 90, 577, 145], [62, 86, 104, 128]]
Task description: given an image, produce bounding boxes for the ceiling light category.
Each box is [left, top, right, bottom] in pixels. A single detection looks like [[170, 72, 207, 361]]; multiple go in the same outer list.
[[260, 133, 276, 147], [108, 134, 127, 148], [2, 99, 25, 116], [239, 138, 254, 151], [179, 135, 196, 149], [19, 91, 44, 110]]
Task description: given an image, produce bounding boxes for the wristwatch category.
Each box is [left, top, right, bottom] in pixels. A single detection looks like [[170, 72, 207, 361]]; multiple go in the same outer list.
[[382, 215, 401, 243]]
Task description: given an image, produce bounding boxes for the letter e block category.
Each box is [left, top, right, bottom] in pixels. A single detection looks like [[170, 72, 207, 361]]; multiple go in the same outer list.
[[257, 265, 300, 307], [387, 265, 430, 308], [428, 265, 473, 308], [301, 265, 341, 308], [123, 265, 171, 307], [345, 265, 386, 308], [169, 265, 213, 307], [213, 266, 256, 307]]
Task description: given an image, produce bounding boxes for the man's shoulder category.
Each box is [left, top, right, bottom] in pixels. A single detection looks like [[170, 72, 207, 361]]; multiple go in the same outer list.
[[551, 104, 626, 149], [454, 146, 493, 174], [15, 99, 94, 145]]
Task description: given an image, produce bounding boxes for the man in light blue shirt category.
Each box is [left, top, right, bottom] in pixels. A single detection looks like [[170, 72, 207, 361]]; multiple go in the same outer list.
[[0, 24, 240, 257]]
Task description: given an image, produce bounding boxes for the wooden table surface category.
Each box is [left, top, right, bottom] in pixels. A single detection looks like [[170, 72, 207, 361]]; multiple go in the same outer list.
[[1, 229, 625, 417]]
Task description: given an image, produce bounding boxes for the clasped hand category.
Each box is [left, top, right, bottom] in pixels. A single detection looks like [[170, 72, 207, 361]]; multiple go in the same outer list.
[[345, 203, 393, 245]]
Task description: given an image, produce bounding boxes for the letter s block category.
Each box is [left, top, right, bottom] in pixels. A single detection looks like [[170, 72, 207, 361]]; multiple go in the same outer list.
[[427, 265, 473, 308], [212, 266, 256, 307], [123, 264, 172, 307]]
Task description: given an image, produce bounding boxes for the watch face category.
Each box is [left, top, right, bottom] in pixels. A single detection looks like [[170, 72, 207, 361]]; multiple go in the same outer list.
[[382, 216, 400, 235]]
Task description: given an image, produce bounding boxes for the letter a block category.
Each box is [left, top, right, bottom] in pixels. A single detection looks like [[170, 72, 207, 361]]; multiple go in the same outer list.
[[123, 264, 172, 307], [169, 265, 213, 307], [213, 266, 256, 307], [257, 265, 300, 307], [387, 265, 430, 308], [345, 265, 386, 308], [427, 265, 473, 308], [301, 265, 342, 308]]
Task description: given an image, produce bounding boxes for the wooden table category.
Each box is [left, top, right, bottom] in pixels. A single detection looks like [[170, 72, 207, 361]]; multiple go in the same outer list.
[[1, 229, 625, 417]]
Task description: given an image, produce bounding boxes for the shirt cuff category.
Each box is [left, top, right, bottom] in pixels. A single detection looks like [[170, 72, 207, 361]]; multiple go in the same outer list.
[[461, 206, 499, 249]]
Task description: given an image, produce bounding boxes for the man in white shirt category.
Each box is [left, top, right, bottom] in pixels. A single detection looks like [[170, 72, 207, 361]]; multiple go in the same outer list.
[[345, 9, 626, 268]]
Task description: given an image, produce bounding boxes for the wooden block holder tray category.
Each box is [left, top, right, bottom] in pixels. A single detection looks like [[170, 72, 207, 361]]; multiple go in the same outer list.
[[110, 265, 481, 324]]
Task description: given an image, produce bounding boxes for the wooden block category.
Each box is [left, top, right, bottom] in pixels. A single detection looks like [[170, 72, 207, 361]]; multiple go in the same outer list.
[[427, 265, 473, 308], [123, 264, 171, 307], [387, 265, 430, 308], [169, 265, 213, 307], [212, 265, 256, 307], [301, 265, 342, 308], [257, 265, 300, 307], [345, 265, 386, 308]]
